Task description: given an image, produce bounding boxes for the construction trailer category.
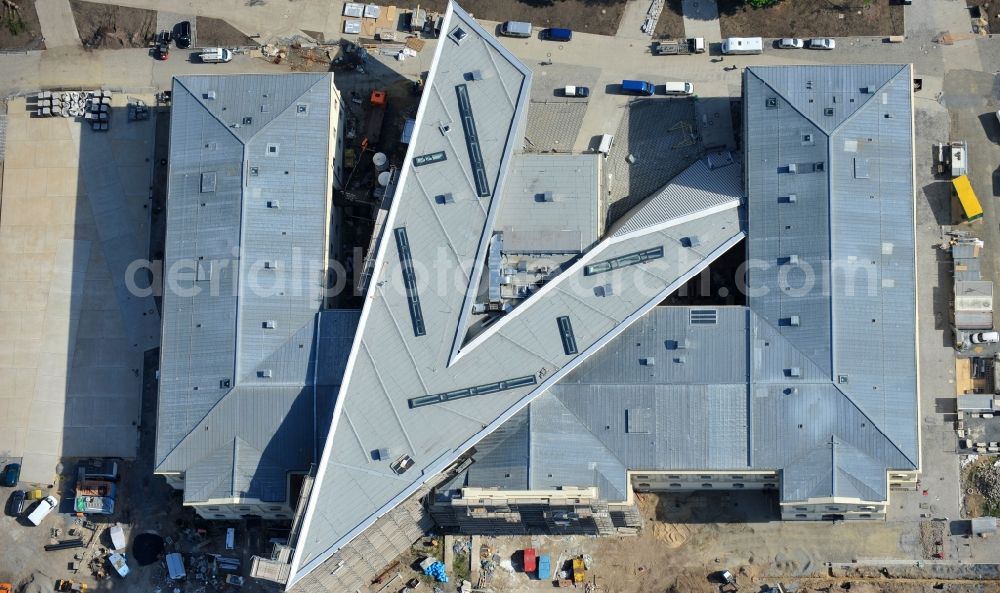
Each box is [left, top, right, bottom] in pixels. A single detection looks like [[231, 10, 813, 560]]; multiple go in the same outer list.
[[953, 175, 983, 222]]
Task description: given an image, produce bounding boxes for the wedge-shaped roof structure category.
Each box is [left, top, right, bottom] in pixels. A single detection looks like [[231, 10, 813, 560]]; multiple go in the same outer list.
[[454, 64, 917, 509], [288, 3, 744, 585], [156, 73, 353, 504]]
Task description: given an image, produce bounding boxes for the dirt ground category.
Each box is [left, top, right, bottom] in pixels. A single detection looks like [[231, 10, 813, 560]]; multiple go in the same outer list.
[[961, 455, 1000, 517], [195, 16, 256, 48], [70, 0, 155, 49], [0, 0, 44, 50], [717, 0, 904, 38], [391, 0, 626, 37], [967, 0, 996, 34], [653, 0, 685, 39]]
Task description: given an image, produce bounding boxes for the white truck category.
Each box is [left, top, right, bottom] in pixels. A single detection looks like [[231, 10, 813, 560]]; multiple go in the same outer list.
[[652, 37, 705, 55], [199, 48, 234, 63]]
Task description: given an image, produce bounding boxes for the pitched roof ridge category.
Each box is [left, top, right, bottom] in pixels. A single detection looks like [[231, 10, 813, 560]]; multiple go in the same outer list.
[[826, 64, 908, 136], [746, 66, 885, 136], [156, 385, 238, 470], [829, 380, 917, 468], [749, 310, 830, 381], [173, 77, 246, 146]]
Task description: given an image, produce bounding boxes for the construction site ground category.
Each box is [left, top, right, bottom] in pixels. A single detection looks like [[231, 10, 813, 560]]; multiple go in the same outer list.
[[396, 492, 1000, 593], [716, 0, 904, 39], [0, 0, 44, 50], [195, 15, 256, 49], [390, 0, 626, 37], [69, 0, 155, 49]]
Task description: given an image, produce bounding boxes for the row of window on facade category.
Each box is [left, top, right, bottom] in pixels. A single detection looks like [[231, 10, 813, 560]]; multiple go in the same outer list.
[[636, 482, 777, 489]]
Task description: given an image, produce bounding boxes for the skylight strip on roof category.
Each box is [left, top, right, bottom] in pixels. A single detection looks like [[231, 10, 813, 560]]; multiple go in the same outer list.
[[583, 246, 665, 276], [394, 227, 426, 337], [557, 316, 578, 355], [455, 84, 490, 197], [407, 375, 538, 408]]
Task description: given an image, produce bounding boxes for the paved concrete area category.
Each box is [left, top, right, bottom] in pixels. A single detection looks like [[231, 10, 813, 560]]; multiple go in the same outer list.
[[0, 97, 159, 483], [34, 0, 82, 48], [681, 0, 721, 43], [616, 0, 655, 41]]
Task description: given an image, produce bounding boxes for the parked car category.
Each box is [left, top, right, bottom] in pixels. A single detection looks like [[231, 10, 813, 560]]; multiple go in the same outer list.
[[26, 495, 58, 526], [808, 38, 836, 50], [6, 490, 25, 516], [970, 331, 1000, 344], [541, 27, 572, 42], [663, 81, 694, 96], [563, 85, 590, 97], [1, 463, 20, 487], [173, 21, 191, 48], [500, 21, 532, 38], [778, 38, 804, 49], [199, 48, 234, 63]]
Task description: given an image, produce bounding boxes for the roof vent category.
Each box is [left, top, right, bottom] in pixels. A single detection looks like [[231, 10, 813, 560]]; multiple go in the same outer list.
[[467, 70, 484, 81], [681, 236, 700, 248], [689, 309, 717, 325], [786, 163, 797, 174], [374, 447, 391, 461], [784, 254, 799, 265], [263, 320, 276, 329], [242, 116, 253, 125], [765, 97, 778, 109], [786, 367, 802, 378], [266, 143, 279, 156], [784, 387, 798, 395], [838, 374, 849, 384], [824, 107, 834, 116], [674, 356, 686, 364], [539, 191, 555, 202], [783, 315, 801, 327], [599, 283, 615, 297], [783, 194, 797, 203], [296, 104, 308, 115], [264, 261, 276, 269], [220, 378, 231, 389], [640, 357, 656, 366], [437, 192, 455, 204], [258, 369, 273, 378], [204, 91, 216, 100], [439, 123, 451, 135], [201, 172, 217, 193], [267, 200, 280, 209]]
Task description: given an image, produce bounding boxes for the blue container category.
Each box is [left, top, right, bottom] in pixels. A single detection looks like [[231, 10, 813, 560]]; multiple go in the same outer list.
[[537, 555, 551, 580]]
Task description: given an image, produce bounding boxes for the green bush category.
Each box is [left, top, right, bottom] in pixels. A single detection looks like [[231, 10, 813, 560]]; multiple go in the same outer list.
[[746, 0, 783, 7], [5, 16, 26, 36]]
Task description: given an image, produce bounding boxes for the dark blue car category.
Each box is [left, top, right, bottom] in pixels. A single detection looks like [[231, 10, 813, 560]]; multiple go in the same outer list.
[[1, 463, 20, 487], [542, 27, 572, 42]]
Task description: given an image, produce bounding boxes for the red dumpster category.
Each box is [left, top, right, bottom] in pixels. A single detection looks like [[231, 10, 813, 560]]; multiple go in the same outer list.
[[523, 548, 537, 573]]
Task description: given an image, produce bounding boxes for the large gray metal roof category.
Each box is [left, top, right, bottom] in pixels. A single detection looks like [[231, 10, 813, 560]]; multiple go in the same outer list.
[[288, 3, 743, 585], [157, 73, 353, 504], [457, 65, 917, 508], [496, 153, 602, 254]]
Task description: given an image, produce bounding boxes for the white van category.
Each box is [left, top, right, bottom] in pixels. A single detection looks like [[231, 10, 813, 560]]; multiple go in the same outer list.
[[721, 37, 763, 55], [663, 81, 694, 96], [598, 134, 614, 157], [500, 21, 532, 38], [199, 48, 233, 63], [27, 495, 58, 526]]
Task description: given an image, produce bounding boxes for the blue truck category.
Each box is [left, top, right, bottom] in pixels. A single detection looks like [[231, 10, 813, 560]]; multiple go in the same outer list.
[[621, 79, 655, 96], [537, 555, 551, 580]]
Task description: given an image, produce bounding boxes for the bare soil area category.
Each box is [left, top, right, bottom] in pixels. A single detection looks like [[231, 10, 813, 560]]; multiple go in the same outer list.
[[0, 0, 44, 50], [967, 0, 996, 34], [70, 0, 155, 49], [195, 16, 256, 48], [717, 0, 903, 38], [653, 0, 685, 39], [391, 0, 626, 37]]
